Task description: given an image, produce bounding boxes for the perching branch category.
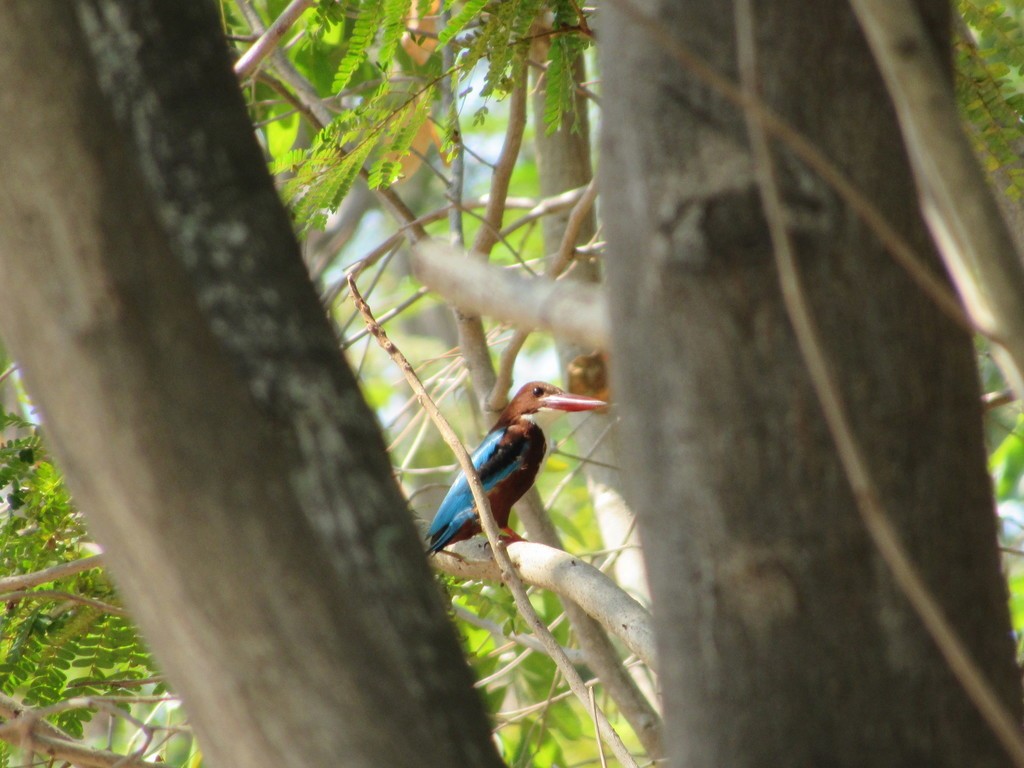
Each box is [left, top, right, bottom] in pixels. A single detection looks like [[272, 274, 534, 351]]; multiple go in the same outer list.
[[433, 539, 656, 670], [347, 276, 640, 768], [413, 239, 609, 350]]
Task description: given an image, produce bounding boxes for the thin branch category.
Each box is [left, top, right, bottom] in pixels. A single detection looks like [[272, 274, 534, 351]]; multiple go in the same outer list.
[[472, 72, 529, 257], [0, 590, 125, 616], [490, 178, 601, 410], [983, 389, 1016, 411], [413, 239, 609, 350], [0, 556, 103, 592], [453, 605, 587, 664], [513, 494, 664, 757], [498, 185, 590, 240], [234, 0, 317, 80], [451, 72, 531, 412], [236, 0, 428, 243], [433, 539, 656, 670], [454, 77, 532, 411], [734, 3, 1024, 766], [441, 9, 466, 249], [324, 189, 577, 300], [0, 692, 156, 768], [551, 177, 600, 275], [347, 276, 640, 768]]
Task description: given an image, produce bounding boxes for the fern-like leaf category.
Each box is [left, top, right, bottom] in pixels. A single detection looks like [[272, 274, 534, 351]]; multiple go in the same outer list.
[[439, 0, 489, 44], [333, 1, 385, 93]]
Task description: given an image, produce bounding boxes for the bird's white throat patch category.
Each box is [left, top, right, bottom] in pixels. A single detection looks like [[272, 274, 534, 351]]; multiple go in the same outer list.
[[527, 407, 564, 432]]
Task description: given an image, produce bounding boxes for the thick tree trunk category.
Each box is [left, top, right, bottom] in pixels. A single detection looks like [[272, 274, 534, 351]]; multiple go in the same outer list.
[[600, 1, 1022, 766], [0, 4, 502, 768]]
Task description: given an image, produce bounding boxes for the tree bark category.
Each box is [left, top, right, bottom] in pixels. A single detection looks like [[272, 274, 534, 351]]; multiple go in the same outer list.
[[600, 1, 1022, 766], [0, 4, 502, 768]]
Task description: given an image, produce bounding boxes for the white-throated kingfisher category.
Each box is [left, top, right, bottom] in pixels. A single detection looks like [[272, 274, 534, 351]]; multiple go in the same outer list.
[[426, 381, 606, 554]]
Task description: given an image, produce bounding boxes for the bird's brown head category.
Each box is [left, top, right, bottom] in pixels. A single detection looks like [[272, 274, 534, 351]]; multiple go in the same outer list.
[[501, 381, 606, 427]]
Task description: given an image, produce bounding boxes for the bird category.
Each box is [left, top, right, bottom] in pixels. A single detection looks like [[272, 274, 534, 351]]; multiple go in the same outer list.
[[426, 381, 607, 554]]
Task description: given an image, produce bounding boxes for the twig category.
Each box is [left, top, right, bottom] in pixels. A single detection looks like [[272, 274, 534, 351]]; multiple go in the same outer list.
[[452, 604, 587, 664], [551, 177, 600, 276], [513, 489, 665, 758], [497, 185, 590, 240], [452, 73, 531, 412], [346, 275, 639, 768], [0, 590, 125, 616], [340, 288, 429, 350], [0, 556, 103, 592], [0, 692, 156, 768], [234, 0, 317, 80], [235, 0, 428, 244], [472, 72, 528, 257], [441, 9, 465, 249], [734, 3, 1024, 765], [983, 389, 1016, 411]]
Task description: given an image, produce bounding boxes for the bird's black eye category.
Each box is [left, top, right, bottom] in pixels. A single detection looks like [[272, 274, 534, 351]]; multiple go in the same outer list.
[[532, 385, 544, 397]]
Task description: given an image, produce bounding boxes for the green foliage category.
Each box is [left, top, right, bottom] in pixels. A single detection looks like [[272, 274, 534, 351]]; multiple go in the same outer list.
[[238, 0, 588, 233], [0, 408, 164, 745], [958, 1, 1024, 197], [438, 0, 488, 45], [331, 2, 386, 94]]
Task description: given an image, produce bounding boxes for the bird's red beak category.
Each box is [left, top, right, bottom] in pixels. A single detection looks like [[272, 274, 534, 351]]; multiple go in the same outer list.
[[539, 392, 607, 412]]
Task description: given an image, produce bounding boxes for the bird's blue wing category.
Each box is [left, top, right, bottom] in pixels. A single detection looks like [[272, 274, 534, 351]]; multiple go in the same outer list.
[[427, 428, 526, 551]]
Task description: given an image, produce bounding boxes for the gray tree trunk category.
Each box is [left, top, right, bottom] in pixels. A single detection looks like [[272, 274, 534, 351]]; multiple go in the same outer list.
[[0, 4, 503, 768], [600, 1, 1022, 766]]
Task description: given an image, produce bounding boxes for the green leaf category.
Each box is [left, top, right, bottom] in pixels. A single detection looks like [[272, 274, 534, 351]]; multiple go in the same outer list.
[[439, 0, 489, 44]]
